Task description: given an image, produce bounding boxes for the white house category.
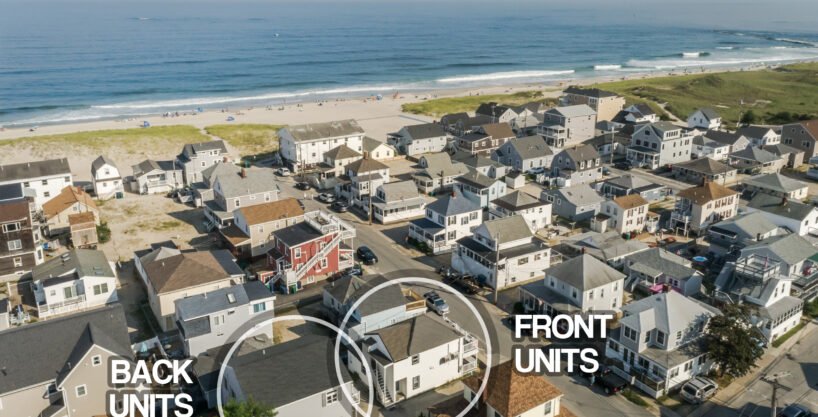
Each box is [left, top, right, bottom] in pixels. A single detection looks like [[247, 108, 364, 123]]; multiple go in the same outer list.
[[336, 158, 391, 209], [0, 158, 73, 209], [670, 182, 739, 235], [745, 193, 818, 236], [30, 250, 118, 319], [371, 180, 428, 224], [716, 235, 810, 342], [520, 254, 625, 315], [221, 334, 360, 417], [605, 291, 720, 398], [743, 173, 809, 200], [489, 190, 552, 232], [131, 159, 183, 195], [387, 123, 449, 156], [692, 135, 731, 161], [408, 192, 481, 254], [363, 136, 397, 161], [738, 126, 781, 146], [599, 194, 651, 235], [278, 119, 365, 171], [627, 122, 694, 170], [687, 108, 722, 130], [348, 314, 478, 406], [175, 281, 274, 357], [412, 153, 470, 194], [454, 169, 507, 209], [90, 156, 124, 199], [623, 248, 704, 296], [451, 216, 551, 291]]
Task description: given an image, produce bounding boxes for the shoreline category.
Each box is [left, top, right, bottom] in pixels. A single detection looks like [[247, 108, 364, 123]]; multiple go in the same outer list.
[[0, 60, 810, 142]]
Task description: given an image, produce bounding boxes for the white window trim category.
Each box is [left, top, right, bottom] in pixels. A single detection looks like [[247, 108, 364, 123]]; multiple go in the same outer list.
[[75, 384, 87, 397]]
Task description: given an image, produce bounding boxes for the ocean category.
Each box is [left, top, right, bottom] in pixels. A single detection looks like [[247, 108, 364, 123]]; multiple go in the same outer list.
[[2, 0, 818, 126]]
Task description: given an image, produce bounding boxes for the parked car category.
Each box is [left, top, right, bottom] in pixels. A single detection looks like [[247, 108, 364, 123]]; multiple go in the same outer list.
[[295, 181, 311, 190], [529, 166, 545, 175], [331, 200, 350, 212], [317, 193, 336, 203], [343, 264, 363, 277], [424, 291, 440, 300], [588, 366, 630, 395], [778, 405, 813, 417], [614, 161, 632, 171], [681, 377, 719, 404], [276, 167, 291, 176], [356, 246, 378, 264], [450, 278, 477, 295], [426, 294, 450, 315]]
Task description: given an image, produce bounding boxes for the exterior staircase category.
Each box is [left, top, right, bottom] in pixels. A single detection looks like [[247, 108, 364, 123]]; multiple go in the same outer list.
[[374, 367, 394, 406], [293, 232, 343, 280]]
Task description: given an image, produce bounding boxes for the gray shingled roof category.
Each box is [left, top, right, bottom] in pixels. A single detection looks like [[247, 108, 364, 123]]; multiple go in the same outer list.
[[730, 147, 782, 164], [705, 130, 744, 146], [491, 191, 543, 211], [324, 144, 362, 161], [182, 140, 228, 157], [325, 275, 405, 317], [546, 254, 625, 291], [0, 305, 130, 394], [547, 104, 596, 118], [737, 126, 780, 139], [747, 193, 816, 221], [620, 291, 718, 343], [283, 119, 364, 142], [675, 157, 735, 175], [91, 155, 118, 175], [32, 249, 114, 282], [507, 135, 553, 160], [478, 216, 533, 244], [229, 334, 352, 409], [377, 180, 420, 201], [272, 222, 323, 247], [368, 315, 463, 362], [404, 123, 447, 140], [564, 86, 619, 98], [546, 185, 605, 207], [625, 248, 696, 279], [697, 108, 720, 121], [427, 194, 479, 216], [604, 175, 659, 192], [744, 173, 807, 194], [214, 168, 280, 199], [562, 144, 600, 162], [0, 158, 71, 182], [710, 212, 780, 242], [455, 169, 498, 189], [742, 234, 818, 266]]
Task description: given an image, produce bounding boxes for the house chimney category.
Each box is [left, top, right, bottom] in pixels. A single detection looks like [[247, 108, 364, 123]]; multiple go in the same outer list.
[[240, 168, 247, 179]]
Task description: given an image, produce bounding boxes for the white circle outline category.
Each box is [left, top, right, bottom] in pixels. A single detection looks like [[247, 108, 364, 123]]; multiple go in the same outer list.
[[215, 314, 375, 417], [333, 277, 492, 417]]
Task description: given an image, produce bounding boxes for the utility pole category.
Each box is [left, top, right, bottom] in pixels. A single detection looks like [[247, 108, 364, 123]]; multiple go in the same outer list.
[[493, 231, 500, 305], [609, 126, 616, 164], [367, 164, 373, 225], [762, 372, 791, 417]]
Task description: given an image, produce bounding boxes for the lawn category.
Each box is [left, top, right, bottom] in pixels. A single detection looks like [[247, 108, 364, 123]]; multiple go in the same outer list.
[[401, 90, 555, 117], [0, 125, 210, 157], [595, 63, 818, 127], [205, 123, 284, 161]]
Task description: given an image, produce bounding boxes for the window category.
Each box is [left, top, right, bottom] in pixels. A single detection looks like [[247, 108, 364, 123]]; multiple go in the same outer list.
[[518, 257, 529, 266], [92, 355, 102, 366], [63, 286, 76, 299], [643, 332, 650, 343], [656, 331, 666, 345], [7, 240, 22, 251], [320, 258, 328, 269], [13, 257, 22, 267], [2, 222, 20, 233], [325, 390, 338, 405], [411, 354, 420, 365], [75, 385, 87, 397], [544, 400, 552, 414], [684, 361, 692, 372], [253, 302, 267, 313], [412, 375, 420, 390], [42, 179, 48, 185], [234, 198, 241, 207], [294, 247, 301, 258], [93, 283, 109, 295], [470, 212, 479, 221], [448, 231, 456, 240]]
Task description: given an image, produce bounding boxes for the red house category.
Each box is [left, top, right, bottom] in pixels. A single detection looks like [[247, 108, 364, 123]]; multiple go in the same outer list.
[[266, 211, 356, 294]]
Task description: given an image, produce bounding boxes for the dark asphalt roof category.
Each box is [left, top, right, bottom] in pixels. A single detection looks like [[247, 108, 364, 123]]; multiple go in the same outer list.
[[273, 222, 323, 247], [0, 158, 71, 182]]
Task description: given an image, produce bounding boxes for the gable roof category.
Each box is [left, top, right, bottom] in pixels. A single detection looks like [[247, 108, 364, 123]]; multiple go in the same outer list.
[[506, 135, 553, 160], [561, 144, 600, 162], [229, 334, 352, 409], [491, 191, 544, 211], [620, 292, 718, 342], [283, 119, 364, 142], [564, 86, 618, 98], [404, 123, 447, 140], [91, 155, 118, 175], [604, 175, 660, 192], [675, 157, 735, 175], [214, 168, 280, 199], [346, 158, 389, 175], [139, 249, 243, 294], [737, 125, 780, 139], [377, 180, 420, 201], [478, 216, 533, 244], [237, 198, 304, 226], [547, 104, 596, 118], [0, 305, 130, 395], [369, 315, 463, 362], [362, 136, 393, 153], [42, 186, 98, 219], [33, 249, 114, 283], [747, 193, 816, 221], [427, 193, 479, 216], [704, 130, 745, 146], [625, 248, 695, 279], [546, 185, 605, 207], [677, 182, 737, 205], [176, 281, 270, 323], [462, 361, 562, 417], [184, 140, 228, 155], [479, 123, 515, 139], [476, 102, 516, 118], [455, 169, 498, 189], [730, 146, 782, 164], [744, 173, 807, 194], [695, 108, 720, 121], [325, 275, 406, 317], [546, 254, 625, 291], [0, 158, 71, 183], [710, 212, 780, 242], [611, 194, 649, 210], [324, 144, 362, 161], [742, 234, 818, 266]]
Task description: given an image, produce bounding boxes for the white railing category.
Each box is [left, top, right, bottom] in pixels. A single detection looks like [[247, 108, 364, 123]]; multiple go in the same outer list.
[[38, 294, 87, 318]]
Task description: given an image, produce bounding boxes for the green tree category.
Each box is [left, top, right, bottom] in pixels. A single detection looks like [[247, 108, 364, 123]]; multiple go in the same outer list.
[[740, 110, 757, 125], [223, 396, 277, 417], [704, 304, 765, 378]]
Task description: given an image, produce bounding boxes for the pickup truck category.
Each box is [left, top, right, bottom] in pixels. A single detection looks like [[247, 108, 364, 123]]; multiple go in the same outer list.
[[583, 366, 630, 395]]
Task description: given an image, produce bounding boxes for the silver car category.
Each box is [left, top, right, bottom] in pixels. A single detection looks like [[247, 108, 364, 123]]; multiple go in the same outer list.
[[681, 377, 718, 404], [426, 294, 450, 316]]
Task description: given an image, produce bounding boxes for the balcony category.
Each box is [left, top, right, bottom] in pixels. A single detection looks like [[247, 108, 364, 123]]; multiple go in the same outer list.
[[734, 254, 780, 281], [402, 289, 426, 311], [463, 337, 479, 355], [37, 294, 87, 318], [670, 211, 691, 224], [462, 356, 478, 373], [305, 211, 356, 240]]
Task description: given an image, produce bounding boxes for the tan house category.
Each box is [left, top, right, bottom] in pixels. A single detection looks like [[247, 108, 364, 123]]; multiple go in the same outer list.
[[0, 305, 132, 417], [599, 194, 652, 235], [220, 198, 306, 258], [562, 86, 625, 121], [135, 246, 246, 331], [69, 211, 99, 248], [671, 182, 739, 235], [42, 186, 100, 236]]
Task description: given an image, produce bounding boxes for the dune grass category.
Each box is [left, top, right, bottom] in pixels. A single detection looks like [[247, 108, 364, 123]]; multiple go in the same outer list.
[[401, 90, 554, 117], [0, 125, 210, 158], [595, 63, 818, 127], [205, 124, 284, 160]]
